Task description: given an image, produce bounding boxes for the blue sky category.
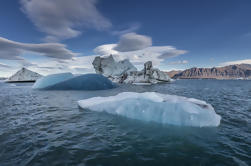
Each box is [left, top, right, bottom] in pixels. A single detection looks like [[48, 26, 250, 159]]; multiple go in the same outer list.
[[0, 0, 251, 76]]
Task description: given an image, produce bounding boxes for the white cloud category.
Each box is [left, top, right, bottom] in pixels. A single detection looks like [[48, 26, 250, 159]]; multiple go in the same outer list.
[[0, 37, 77, 60], [0, 62, 12, 69], [94, 44, 118, 55], [20, 0, 112, 41], [111, 23, 141, 36], [220, 59, 251, 66], [95, 45, 187, 67], [159, 49, 188, 58], [93, 33, 187, 67], [115, 46, 187, 67], [24, 56, 95, 76], [0, 62, 20, 77], [0, 36, 95, 76], [1, 32, 187, 77], [168, 60, 188, 65], [114, 33, 152, 52]]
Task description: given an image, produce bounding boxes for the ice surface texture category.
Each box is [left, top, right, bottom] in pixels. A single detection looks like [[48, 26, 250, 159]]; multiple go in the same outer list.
[[33, 73, 74, 89], [92, 55, 137, 77], [78, 92, 221, 127], [7, 68, 42, 82], [33, 73, 116, 90]]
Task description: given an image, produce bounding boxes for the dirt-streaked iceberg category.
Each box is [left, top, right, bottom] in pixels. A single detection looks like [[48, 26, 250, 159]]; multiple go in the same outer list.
[[92, 55, 171, 84], [78, 92, 221, 127], [33, 73, 116, 90], [92, 55, 137, 77]]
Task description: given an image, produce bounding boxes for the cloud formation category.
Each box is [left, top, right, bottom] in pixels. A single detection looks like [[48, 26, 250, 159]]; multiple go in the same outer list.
[[159, 49, 188, 59], [220, 59, 251, 66], [0, 37, 77, 60], [94, 33, 187, 67], [168, 60, 188, 65], [111, 23, 141, 36], [94, 45, 187, 67], [94, 44, 118, 55], [20, 0, 112, 41], [114, 33, 152, 52], [0, 63, 12, 69], [25, 56, 95, 75], [0, 32, 187, 76]]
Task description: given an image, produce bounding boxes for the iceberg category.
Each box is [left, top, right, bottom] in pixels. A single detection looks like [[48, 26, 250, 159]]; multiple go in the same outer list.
[[33, 73, 116, 90], [92, 55, 171, 84], [6, 67, 42, 82], [92, 55, 137, 77], [78, 92, 221, 127], [33, 73, 74, 89], [123, 61, 171, 84]]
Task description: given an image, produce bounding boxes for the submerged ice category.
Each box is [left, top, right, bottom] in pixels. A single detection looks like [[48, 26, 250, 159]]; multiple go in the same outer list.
[[33, 73, 116, 90], [78, 92, 221, 127]]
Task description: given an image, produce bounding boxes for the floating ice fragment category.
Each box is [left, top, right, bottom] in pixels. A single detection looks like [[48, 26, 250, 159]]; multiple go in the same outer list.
[[78, 92, 221, 127]]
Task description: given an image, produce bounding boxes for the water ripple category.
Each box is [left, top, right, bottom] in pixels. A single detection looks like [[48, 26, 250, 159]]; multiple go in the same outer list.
[[0, 80, 250, 166]]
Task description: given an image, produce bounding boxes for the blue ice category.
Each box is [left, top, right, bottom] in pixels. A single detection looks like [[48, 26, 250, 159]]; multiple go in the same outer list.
[[33, 73, 74, 90], [33, 73, 116, 90]]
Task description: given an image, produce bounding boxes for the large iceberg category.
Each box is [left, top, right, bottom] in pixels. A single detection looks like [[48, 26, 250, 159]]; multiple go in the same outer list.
[[33, 73, 74, 89], [33, 73, 116, 90], [123, 61, 171, 84], [78, 92, 221, 127], [92, 55, 171, 84], [92, 55, 137, 77]]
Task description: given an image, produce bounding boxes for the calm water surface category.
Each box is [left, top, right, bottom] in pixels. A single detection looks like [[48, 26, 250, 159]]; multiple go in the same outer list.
[[0, 80, 250, 166]]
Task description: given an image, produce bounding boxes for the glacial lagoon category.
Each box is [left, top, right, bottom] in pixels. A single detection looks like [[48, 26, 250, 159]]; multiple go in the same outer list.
[[0, 79, 250, 166]]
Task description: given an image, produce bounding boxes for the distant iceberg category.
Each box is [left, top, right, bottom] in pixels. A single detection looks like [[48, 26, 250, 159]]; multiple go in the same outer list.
[[78, 92, 221, 127], [6, 67, 42, 82], [33, 73, 116, 90]]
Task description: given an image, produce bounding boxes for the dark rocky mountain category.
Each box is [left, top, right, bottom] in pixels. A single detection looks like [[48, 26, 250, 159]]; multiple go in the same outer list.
[[166, 70, 182, 78], [170, 64, 251, 79]]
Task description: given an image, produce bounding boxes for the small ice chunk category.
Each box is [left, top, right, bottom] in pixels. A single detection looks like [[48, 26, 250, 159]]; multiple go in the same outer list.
[[78, 92, 221, 127]]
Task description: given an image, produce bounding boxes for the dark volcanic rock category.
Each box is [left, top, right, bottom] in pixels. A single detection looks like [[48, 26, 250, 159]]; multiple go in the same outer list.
[[172, 64, 251, 79]]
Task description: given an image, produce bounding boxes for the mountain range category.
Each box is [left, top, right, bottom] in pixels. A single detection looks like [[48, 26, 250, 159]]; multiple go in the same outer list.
[[167, 64, 251, 79]]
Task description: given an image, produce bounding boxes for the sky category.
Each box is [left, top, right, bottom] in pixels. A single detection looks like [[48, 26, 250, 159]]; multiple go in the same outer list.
[[0, 0, 251, 77]]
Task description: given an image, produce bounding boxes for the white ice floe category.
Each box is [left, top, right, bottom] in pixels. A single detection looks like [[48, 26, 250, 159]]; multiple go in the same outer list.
[[132, 82, 152, 86], [78, 92, 221, 127]]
